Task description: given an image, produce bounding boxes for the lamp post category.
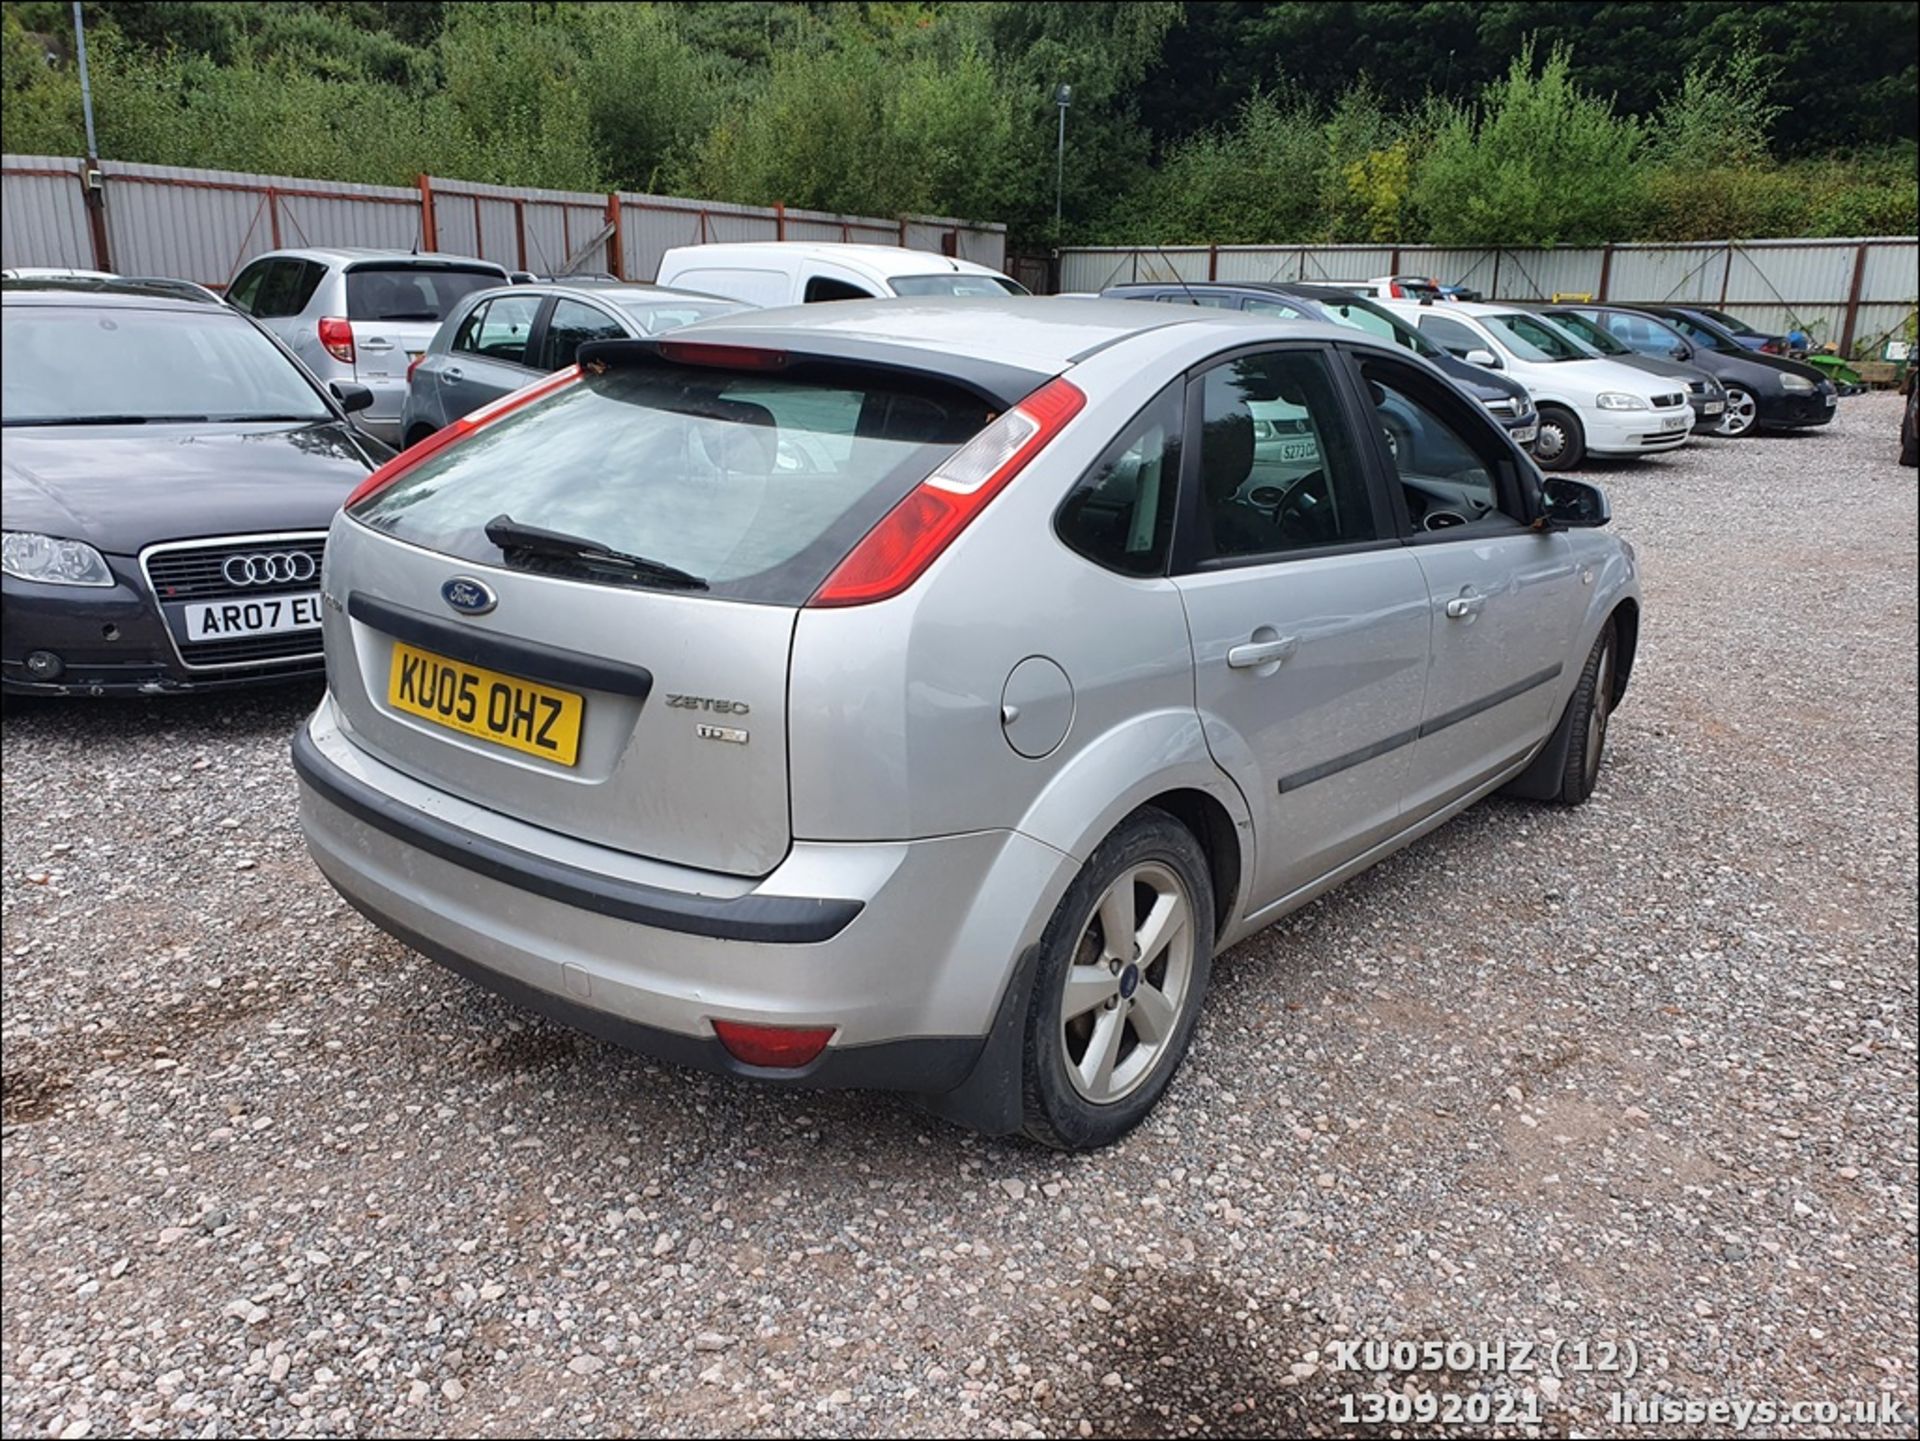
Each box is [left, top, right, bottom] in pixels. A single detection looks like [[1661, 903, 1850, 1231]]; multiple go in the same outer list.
[[73, 1, 98, 160], [1053, 83, 1072, 238]]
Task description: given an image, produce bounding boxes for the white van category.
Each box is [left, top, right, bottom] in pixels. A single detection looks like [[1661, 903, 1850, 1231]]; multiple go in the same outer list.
[[653, 242, 1025, 307]]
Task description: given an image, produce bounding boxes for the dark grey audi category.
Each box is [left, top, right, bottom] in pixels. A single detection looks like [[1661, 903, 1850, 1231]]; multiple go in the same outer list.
[[2, 277, 391, 696]]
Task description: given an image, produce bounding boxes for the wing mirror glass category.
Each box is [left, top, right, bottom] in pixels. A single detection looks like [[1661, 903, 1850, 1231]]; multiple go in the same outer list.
[[1670, 343, 1692, 361], [1541, 476, 1610, 528], [1464, 347, 1499, 368]]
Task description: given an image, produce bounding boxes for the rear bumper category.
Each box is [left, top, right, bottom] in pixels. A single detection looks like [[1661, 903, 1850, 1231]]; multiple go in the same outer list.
[[292, 701, 1075, 1090]]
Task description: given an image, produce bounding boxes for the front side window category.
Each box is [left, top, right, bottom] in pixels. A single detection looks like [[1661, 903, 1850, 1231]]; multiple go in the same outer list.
[[452, 294, 540, 364], [2, 306, 331, 424], [1665, 313, 1737, 352], [1539, 309, 1630, 356], [1482, 312, 1589, 362], [539, 298, 625, 370], [1357, 356, 1519, 536], [1189, 349, 1378, 564], [1313, 298, 1428, 357], [1416, 312, 1486, 359], [1055, 383, 1181, 576]]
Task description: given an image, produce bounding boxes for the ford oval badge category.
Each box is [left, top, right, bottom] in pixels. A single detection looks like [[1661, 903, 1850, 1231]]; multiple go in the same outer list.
[[441, 576, 497, 616]]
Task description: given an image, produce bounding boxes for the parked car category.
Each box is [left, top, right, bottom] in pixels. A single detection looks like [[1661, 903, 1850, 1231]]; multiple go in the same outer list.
[[1557, 304, 1837, 437], [1525, 307, 1727, 429], [1099, 280, 1538, 449], [293, 298, 1639, 1149], [399, 281, 747, 446], [1901, 369, 1917, 468], [1638, 303, 1796, 356], [225, 248, 510, 446], [654, 242, 1026, 306], [2, 266, 118, 280], [1329, 275, 1446, 302], [2, 277, 391, 696], [1381, 299, 1694, 470]]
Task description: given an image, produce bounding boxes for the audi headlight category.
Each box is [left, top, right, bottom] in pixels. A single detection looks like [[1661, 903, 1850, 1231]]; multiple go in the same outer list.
[[1, 532, 114, 587], [1778, 373, 1816, 393], [1595, 392, 1649, 411]]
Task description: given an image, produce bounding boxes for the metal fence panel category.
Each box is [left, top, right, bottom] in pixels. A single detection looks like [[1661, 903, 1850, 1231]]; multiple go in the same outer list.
[[1723, 242, 1855, 306], [0, 156, 92, 270], [1859, 241, 1920, 306]]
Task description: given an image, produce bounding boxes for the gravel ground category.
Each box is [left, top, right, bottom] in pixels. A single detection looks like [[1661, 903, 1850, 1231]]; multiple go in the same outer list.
[[3, 393, 1915, 1440]]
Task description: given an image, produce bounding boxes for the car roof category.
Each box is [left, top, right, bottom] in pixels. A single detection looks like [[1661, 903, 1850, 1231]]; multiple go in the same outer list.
[[663, 242, 1010, 280], [1103, 281, 1303, 296], [465, 281, 739, 307], [670, 296, 1358, 373], [1, 276, 230, 309], [246, 247, 505, 270]]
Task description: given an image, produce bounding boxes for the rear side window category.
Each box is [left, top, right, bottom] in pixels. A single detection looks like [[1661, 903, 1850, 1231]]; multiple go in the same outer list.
[[1055, 382, 1181, 576], [452, 294, 540, 364], [248, 259, 321, 318], [1188, 349, 1378, 564], [226, 261, 270, 314], [350, 361, 998, 604], [347, 266, 501, 322]]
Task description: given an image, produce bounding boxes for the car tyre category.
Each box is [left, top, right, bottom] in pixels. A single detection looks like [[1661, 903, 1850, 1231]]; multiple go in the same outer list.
[[1020, 808, 1214, 1151], [1551, 619, 1617, 806], [1532, 404, 1585, 471], [1716, 386, 1758, 437]]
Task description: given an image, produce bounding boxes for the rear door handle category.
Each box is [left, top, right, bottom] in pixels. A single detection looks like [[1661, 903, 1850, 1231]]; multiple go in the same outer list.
[[1227, 635, 1299, 669], [1444, 592, 1486, 620], [442, 366, 462, 381]]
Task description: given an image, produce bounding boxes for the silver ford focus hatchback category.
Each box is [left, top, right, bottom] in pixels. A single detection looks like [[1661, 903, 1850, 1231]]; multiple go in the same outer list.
[[295, 298, 1640, 1150]]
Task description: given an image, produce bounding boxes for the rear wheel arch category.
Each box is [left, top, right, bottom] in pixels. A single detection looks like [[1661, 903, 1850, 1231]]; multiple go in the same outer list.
[[404, 424, 437, 450], [1609, 598, 1640, 706], [1134, 789, 1240, 941]]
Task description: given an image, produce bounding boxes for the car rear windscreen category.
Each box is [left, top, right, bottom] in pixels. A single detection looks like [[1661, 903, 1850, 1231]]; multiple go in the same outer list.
[[349, 361, 1000, 604], [346, 266, 503, 323], [2, 306, 331, 425], [890, 274, 1028, 297]]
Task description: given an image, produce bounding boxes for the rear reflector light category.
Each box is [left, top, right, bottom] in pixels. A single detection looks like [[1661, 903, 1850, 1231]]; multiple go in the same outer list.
[[343, 365, 581, 509], [318, 316, 355, 364], [656, 341, 789, 371], [809, 376, 1086, 608], [711, 1020, 835, 1069]]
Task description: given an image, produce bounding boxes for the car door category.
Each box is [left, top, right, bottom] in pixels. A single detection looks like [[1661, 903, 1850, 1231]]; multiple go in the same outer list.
[[438, 292, 545, 421], [534, 296, 629, 371], [1170, 343, 1432, 909], [1350, 351, 1585, 819]]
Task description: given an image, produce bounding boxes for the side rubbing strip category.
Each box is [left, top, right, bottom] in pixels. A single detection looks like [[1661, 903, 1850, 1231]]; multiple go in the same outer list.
[[1277, 663, 1564, 795]]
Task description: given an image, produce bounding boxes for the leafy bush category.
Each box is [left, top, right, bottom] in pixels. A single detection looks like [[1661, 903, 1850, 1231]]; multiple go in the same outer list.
[[1412, 42, 1646, 247]]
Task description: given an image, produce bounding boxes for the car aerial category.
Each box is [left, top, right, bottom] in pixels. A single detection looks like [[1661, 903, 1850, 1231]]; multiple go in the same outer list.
[[1556, 304, 1837, 438], [225, 248, 511, 447], [1380, 298, 1695, 470], [653, 242, 1027, 307], [1525, 307, 1728, 429], [1099, 281, 1538, 448], [2, 277, 391, 696], [399, 280, 748, 446], [293, 298, 1640, 1150]]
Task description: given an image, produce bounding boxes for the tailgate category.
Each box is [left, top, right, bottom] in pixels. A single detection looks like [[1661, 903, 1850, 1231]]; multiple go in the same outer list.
[[324, 519, 796, 877], [353, 319, 440, 383]]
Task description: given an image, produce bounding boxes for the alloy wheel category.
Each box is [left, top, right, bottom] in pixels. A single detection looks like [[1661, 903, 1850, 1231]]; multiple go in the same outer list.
[[1059, 862, 1195, 1105], [1717, 387, 1757, 436], [1584, 638, 1615, 788]]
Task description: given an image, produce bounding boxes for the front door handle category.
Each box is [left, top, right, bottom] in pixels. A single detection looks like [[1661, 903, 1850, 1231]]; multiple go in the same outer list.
[[1444, 592, 1486, 620], [442, 366, 463, 381], [1227, 635, 1299, 669]]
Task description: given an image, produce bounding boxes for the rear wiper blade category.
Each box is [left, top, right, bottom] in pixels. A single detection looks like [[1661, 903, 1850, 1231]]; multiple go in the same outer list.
[[484, 514, 708, 590], [3, 413, 209, 426]]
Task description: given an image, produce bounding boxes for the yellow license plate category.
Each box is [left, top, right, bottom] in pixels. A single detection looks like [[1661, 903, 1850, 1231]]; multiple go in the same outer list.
[[387, 640, 584, 766]]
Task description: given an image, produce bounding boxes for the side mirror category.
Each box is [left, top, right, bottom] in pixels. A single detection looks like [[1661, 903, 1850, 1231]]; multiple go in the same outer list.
[[1670, 343, 1692, 361], [329, 381, 375, 414], [1541, 476, 1610, 529], [1464, 348, 1499, 369]]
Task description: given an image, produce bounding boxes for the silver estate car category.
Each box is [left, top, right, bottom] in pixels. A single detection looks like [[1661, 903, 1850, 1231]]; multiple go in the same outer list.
[[294, 299, 1641, 1150], [226, 249, 509, 446], [398, 281, 746, 448]]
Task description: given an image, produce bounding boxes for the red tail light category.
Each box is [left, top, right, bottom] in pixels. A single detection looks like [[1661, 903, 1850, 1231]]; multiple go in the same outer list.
[[318, 316, 355, 364], [809, 377, 1086, 608], [343, 365, 582, 509], [406, 351, 425, 384], [711, 1020, 835, 1069]]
